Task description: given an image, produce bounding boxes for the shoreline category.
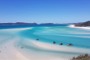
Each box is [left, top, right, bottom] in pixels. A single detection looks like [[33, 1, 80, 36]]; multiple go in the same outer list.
[[0, 27, 90, 60]]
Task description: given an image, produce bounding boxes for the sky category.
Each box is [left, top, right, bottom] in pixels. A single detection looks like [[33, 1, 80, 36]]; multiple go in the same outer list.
[[0, 0, 90, 23]]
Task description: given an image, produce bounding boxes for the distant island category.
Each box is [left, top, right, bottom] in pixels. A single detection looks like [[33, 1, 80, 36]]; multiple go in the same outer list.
[[74, 21, 90, 27], [0, 22, 67, 26], [0, 22, 68, 29]]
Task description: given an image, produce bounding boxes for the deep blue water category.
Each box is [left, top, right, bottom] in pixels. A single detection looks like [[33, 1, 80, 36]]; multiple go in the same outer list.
[[19, 26, 90, 49], [0, 24, 67, 29]]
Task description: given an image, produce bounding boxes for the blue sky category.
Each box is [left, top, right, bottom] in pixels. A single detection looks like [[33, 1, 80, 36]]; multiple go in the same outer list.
[[0, 0, 90, 23]]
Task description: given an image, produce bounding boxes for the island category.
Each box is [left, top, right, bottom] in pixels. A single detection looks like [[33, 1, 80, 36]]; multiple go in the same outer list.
[[74, 21, 90, 27], [0, 22, 68, 29]]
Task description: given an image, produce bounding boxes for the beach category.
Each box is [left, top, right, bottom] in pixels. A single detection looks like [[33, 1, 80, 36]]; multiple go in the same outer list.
[[0, 27, 70, 60], [0, 27, 90, 60]]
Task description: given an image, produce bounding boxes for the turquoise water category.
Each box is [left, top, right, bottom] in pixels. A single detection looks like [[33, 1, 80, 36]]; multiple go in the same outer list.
[[19, 26, 90, 49]]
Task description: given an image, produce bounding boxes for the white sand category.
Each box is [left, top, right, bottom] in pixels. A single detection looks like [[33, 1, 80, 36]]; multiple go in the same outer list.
[[0, 27, 71, 60], [0, 39, 70, 60], [68, 24, 90, 30], [0, 37, 29, 60]]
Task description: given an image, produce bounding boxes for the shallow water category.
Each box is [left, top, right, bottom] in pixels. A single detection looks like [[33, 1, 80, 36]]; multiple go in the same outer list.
[[19, 26, 90, 49]]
